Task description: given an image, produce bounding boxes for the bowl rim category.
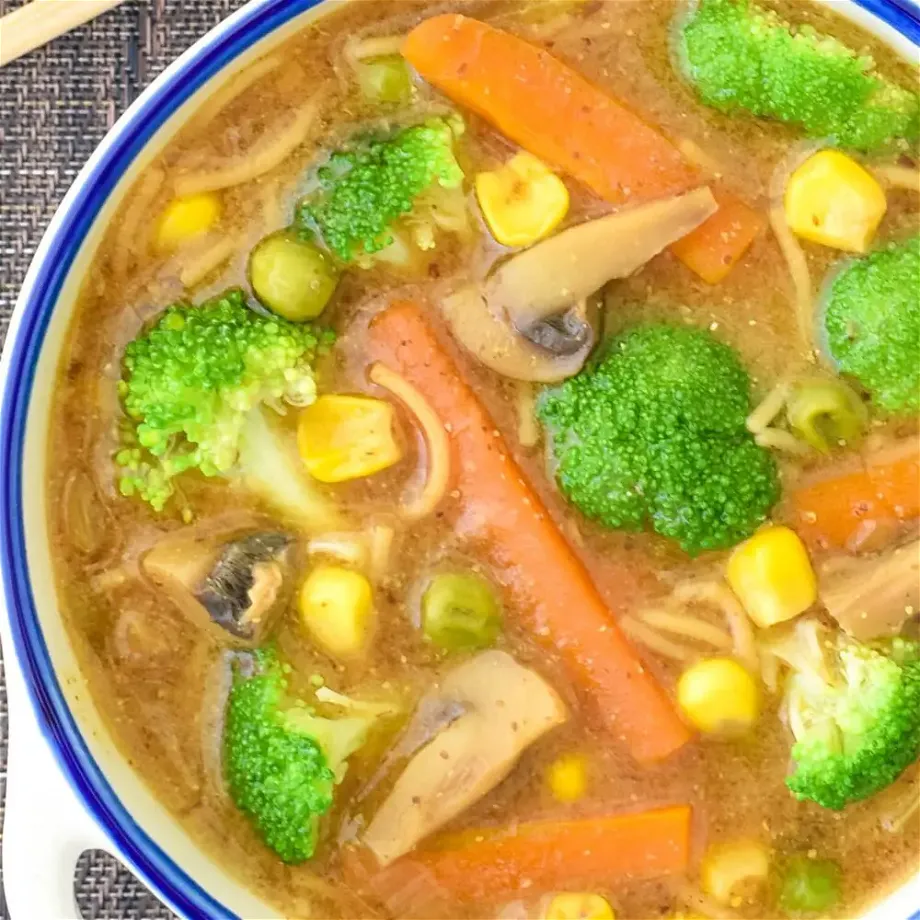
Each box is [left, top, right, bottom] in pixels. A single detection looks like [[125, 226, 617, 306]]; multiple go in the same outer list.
[[1, 0, 919, 918]]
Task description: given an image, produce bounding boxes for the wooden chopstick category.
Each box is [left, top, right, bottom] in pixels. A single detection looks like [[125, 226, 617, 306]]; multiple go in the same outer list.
[[0, 0, 127, 68]]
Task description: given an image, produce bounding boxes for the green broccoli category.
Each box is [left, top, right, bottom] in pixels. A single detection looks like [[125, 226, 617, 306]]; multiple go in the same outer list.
[[676, 0, 920, 151], [116, 288, 331, 511], [823, 235, 920, 415], [296, 116, 469, 268], [223, 649, 383, 863], [538, 324, 779, 555], [781, 634, 920, 810]]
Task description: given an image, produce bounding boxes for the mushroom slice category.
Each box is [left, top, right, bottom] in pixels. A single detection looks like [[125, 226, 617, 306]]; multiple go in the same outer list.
[[819, 537, 920, 640], [363, 650, 567, 866], [143, 524, 294, 644]]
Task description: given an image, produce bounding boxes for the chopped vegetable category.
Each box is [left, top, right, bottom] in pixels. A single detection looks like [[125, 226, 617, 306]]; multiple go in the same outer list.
[[116, 288, 331, 512], [355, 55, 413, 105], [403, 14, 763, 282], [156, 192, 221, 252], [296, 116, 468, 268], [677, 0, 920, 151], [545, 893, 616, 920], [223, 648, 383, 863], [475, 152, 569, 247], [777, 854, 842, 915], [677, 658, 760, 736], [546, 753, 589, 803], [363, 651, 567, 865], [538, 324, 779, 555], [299, 565, 374, 659], [792, 441, 920, 551], [726, 526, 817, 628], [297, 394, 402, 484], [700, 838, 771, 905], [421, 572, 502, 652], [822, 235, 920, 414], [248, 231, 340, 321], [784, 150, 887, 253], [368, 301, 691, 763], [776, 633, 920, 809], [785, 377, 868, 453], [360, 806, 692, 910]]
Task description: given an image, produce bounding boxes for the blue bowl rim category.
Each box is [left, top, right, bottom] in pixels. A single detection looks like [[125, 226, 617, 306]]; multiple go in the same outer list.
[[0, 1, 918, 918]]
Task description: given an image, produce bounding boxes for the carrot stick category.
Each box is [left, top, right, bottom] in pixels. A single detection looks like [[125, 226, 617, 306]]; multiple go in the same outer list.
[[403, 14, 762, 282], [359, 806, 692, 912], [791, 441, 919, 551], [368, 301, 691, 763]]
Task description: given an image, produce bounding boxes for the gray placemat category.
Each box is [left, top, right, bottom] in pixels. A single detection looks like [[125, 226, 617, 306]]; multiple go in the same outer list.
[[0, 2, 246, 916]]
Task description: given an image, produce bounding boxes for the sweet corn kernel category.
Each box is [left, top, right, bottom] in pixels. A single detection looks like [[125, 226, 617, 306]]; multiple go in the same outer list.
[[475, 152, 569, 247], [701, 839, 771, 906], [677, 658, 760, 735], [299, 565, 374, 658], [155, 193, 221, 252], [545, 893, 616, 920], [726, 525, 817, 628], [546, 753, 588, 803], [784, 150, 887, 253], [297, 395, 402, 483]]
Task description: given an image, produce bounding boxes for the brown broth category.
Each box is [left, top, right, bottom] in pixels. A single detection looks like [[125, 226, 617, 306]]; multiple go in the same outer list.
[[47, 1, 920, 917]]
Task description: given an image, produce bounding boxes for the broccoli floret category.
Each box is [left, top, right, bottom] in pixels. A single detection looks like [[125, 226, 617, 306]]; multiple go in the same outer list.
[[677, 0, 920, 151], [116, 288, 331, 511], [782, 635, 920, 810], [223, 649, 380, 863], [296, 116, 468, 267], [823, 235, 920, 415], [538, 324, 779, 555]]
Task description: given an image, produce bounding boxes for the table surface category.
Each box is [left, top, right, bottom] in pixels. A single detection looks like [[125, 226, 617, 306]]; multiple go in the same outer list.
[[0, 2, 246, 916]]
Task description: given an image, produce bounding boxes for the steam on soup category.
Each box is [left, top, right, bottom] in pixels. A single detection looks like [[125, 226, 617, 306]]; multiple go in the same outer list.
[[48, 1, 920, 917]]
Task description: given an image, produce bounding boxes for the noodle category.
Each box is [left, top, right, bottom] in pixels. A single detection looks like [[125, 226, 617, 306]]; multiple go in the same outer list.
[[769, 201, 813, 344], [307, 533, 368, 566], [872, 164, 920, 192], [192, 54, 282, 127], [178, 236, 238, 289], [619, 616, 696, 662], [755, 426, 812, 456], [111, 166, 165, 277], [368, 523, 396, 583], [345, 34, 407, 62], [638, 608, 734, 649], [175, 95, 323, 197], [369, 362, 451, 520], [514, 381, 541, 449], [746, 380, 790, 434], [676, 138, 725, 177]]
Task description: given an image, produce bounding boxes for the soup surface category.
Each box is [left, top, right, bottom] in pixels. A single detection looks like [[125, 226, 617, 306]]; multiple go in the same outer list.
[[48, 1, 920, 917]]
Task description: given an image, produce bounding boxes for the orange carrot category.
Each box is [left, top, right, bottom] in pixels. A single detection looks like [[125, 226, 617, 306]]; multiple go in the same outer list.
[[792, 441, 919, 551], [670, 188, 767, 284], [360, 807, 692, 912], [368, 301, 691, 763], [403, 14, 762, 282]]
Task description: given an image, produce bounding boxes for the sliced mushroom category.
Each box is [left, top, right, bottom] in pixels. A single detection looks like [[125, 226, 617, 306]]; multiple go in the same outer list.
[[441, 187, 718, 381], [819, 537, 920, 640], [143, 522, 294, 644], [362, 650, 567, 866]]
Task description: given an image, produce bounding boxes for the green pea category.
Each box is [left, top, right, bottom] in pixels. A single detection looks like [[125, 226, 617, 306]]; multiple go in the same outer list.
[[248, 231, 340, 322], [786, 376, 868, 452], [777, 854, 842, 915], [421, 573, 502, 652], [356, 55, 413, 106]]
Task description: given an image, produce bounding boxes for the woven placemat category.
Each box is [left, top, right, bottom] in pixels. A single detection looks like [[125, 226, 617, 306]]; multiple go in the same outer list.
[[0, 2, 247, 916]]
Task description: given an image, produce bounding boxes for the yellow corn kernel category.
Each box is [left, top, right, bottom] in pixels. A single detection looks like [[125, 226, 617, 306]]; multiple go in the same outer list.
[[546, 753, 588, 803], [155, 193, 221, 252], [297, 395, 402, 483], [677, 658, 760, 735], [701, 839, 771, 906], [475, 152, 569, 248], [726, 525, 817, 628], [299, 565, 374, 658], [784, 150, 887, 253], [545, 893, 616, 920]]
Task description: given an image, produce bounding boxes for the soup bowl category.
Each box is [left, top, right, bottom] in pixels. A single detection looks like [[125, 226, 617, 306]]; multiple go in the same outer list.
[[1, 0, 919, 917]]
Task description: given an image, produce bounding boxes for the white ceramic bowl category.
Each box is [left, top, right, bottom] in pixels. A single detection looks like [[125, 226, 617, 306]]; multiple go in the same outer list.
[[1, 1, 918, 917]]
